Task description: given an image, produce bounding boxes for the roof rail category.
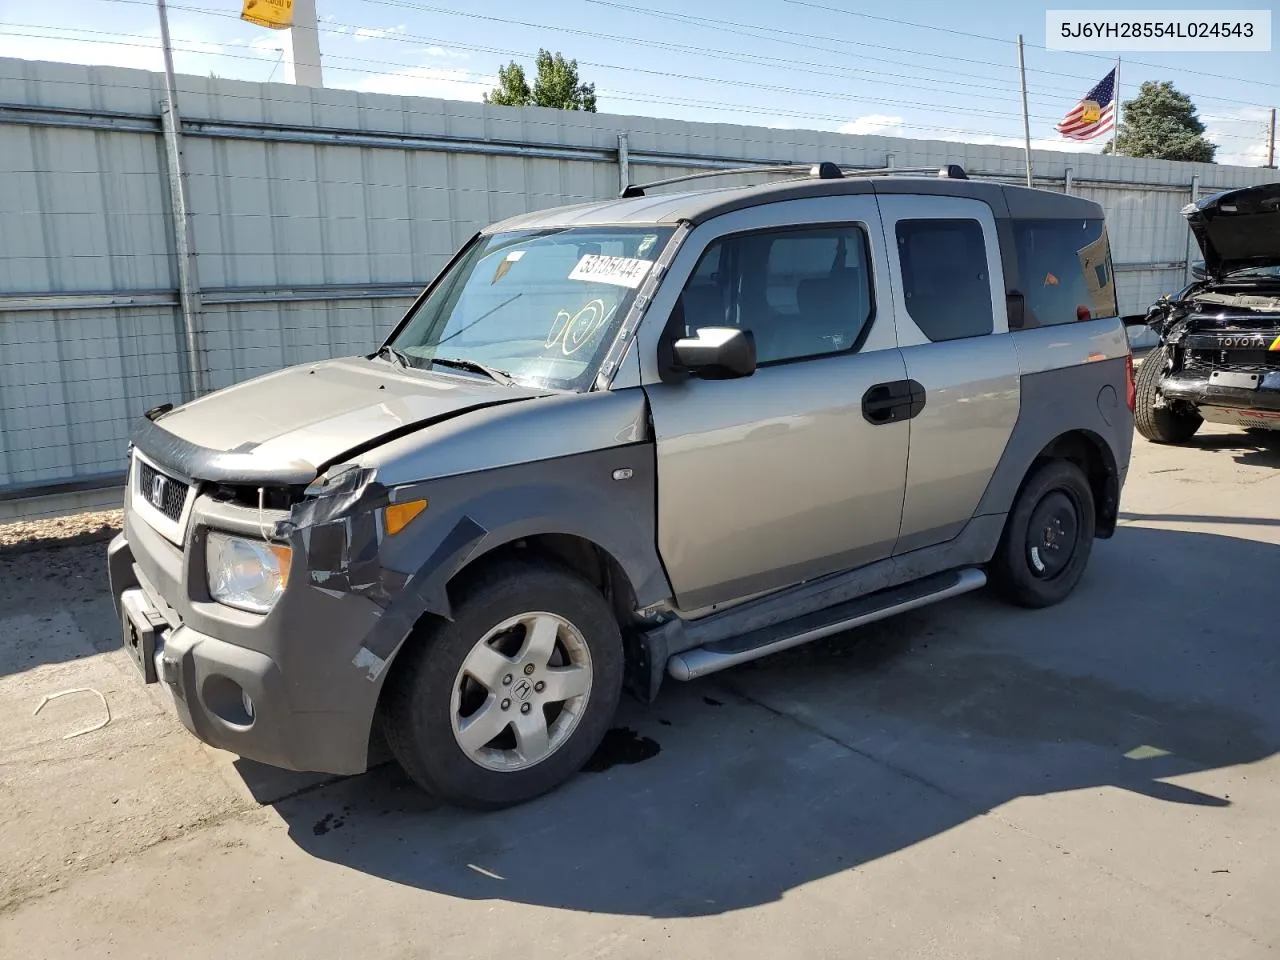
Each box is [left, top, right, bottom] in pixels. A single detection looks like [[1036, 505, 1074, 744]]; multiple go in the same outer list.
[[618, 162, 970, 198]]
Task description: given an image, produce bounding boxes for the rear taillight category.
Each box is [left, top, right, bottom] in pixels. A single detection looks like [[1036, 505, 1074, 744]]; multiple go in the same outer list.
[[1124, 353, 1136, 412]]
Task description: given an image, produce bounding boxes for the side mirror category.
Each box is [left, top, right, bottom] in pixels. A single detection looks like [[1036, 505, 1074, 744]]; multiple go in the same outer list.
[[672, 326, 757, 379]]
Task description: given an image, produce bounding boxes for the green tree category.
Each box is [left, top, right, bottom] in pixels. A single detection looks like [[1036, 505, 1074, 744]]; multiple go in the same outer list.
[[483, 49, 597, 112], [1105, 80, 1216, 163]]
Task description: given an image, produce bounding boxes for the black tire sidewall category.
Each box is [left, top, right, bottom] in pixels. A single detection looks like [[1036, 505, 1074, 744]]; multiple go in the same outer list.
[[993, 460, 1096, 608], [387, 561, 624, 809], [1134, 345, 1202, 444]]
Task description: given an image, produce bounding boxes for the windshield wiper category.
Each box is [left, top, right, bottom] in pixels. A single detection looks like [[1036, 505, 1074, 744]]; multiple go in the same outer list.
[[374, 344, 415, 369], [429, 356, 515, 386]]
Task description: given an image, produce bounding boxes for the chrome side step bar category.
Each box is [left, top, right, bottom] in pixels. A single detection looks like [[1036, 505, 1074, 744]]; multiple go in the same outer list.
[[667, 567, 987, 682]]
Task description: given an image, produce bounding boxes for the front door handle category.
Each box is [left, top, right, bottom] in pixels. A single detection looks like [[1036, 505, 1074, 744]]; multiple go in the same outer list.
[[862, 380, 927, 425]]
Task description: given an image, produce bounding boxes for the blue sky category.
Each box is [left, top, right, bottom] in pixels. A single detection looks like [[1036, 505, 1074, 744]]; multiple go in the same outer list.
[[2, 0, 1277, 165]]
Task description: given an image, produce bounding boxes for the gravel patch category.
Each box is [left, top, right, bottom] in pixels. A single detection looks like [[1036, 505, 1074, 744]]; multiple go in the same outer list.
[[0, 508, 124, 556]]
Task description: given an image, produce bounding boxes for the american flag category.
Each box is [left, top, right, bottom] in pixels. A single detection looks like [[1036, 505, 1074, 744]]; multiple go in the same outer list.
[[1055, 68, 1116, 141]]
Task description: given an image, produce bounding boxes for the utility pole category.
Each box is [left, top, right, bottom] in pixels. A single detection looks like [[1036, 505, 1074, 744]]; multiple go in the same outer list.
[[1268, 108, 1276, 168], [155, 0, 207, 399], [1017, 34, 1033, 187], [285, 0, 323, 87]]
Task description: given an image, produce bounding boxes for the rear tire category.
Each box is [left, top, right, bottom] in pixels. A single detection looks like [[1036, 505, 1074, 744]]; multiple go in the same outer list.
[[990, 459, 1096, 609], [381, 558, 624, 810], [1134, 345, 1202, 444]]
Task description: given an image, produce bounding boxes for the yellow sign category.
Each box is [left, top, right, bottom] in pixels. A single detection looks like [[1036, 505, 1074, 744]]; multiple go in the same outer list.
[[241, 0, 294, 30], [1079, 100, 1102, 124]]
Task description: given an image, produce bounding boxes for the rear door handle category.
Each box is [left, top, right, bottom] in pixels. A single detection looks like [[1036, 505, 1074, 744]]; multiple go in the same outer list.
[[861, 380, 926, 425]]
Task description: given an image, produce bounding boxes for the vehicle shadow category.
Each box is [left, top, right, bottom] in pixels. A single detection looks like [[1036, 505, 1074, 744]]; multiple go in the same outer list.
[[272, 524, 1278, 918], [0, 544, 120, 677], [1169, 429, 1280, 467]]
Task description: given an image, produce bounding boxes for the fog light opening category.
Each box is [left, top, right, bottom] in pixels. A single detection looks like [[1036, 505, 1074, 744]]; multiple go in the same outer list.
[[202, 674, 255, 727]]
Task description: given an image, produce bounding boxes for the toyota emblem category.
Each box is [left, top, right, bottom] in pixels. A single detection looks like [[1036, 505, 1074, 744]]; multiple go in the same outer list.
[[151, 474, 167, 509]]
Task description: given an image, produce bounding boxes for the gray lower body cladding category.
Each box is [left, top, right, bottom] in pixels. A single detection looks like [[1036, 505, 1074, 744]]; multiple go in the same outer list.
[[975, 357, 1133, 537], [109, 442, 670, 776]]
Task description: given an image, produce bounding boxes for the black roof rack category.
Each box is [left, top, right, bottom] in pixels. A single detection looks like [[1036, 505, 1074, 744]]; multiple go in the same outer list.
[[619, 161, 969, 198]]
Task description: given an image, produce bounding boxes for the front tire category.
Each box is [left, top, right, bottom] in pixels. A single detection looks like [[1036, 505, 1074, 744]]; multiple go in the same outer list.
[[990, 459, 1096, 609], [1134, 345, 1202, 444], [381, 558, 624, 809]]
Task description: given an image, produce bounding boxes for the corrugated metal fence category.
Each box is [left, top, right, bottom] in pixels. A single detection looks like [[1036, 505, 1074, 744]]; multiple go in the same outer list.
[[2, 55, 1276, 505]]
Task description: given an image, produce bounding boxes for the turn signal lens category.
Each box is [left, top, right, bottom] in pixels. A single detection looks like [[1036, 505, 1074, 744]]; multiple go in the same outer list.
[[385, 499, 428, 536]]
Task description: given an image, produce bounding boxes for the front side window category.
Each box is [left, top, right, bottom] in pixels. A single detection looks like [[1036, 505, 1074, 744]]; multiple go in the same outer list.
[[896, 218, 994, 342], [1012, 218, 1117, 327], [677, 224, 874, 364], [390, 226, 675, 391]]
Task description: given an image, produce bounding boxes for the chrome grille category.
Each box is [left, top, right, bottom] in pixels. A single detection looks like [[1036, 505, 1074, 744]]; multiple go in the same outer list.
[[136, 461, 188, 523]]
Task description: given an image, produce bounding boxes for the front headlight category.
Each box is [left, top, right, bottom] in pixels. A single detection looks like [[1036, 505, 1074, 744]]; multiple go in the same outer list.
[[206, 532, 292, 614]]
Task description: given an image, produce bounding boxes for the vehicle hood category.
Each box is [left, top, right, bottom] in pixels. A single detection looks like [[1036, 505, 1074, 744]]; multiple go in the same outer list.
[[138, 357, 549, 483], [1183, 182, 1280, 279]]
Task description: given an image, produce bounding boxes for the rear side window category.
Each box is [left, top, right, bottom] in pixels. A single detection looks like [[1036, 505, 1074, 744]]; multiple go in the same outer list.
[[895, 219, 994, 341], [1012, 218, 1117, 327]]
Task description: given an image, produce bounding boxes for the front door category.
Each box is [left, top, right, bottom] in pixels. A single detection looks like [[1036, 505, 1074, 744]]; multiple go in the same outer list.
[[637, 196, 911, 613]]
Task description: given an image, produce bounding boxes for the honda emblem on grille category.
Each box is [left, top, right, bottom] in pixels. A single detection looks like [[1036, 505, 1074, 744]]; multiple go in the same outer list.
[[151, 474, 167, 509]]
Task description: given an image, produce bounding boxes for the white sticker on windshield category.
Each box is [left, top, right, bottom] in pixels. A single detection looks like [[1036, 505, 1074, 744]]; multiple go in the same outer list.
[[568, 254, 653, 289]]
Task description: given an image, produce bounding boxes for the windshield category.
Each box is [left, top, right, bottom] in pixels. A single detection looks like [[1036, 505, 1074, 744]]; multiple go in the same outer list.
[[388, 226, 676, 391]]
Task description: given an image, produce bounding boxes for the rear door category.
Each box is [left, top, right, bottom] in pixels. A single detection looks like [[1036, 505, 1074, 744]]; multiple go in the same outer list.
[[635, 195, 911, 613], [875, 195, 1021, 554]]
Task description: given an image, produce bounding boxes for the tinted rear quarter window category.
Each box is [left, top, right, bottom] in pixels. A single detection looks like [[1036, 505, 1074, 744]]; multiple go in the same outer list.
[[1012, 218, 1116, 327], [896, 219, 994, 342]]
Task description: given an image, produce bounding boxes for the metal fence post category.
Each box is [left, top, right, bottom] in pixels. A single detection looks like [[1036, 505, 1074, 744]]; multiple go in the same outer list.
[[617, 132, 630, 195], [1185, 173, 1201, 284], [1063, 167, 1074, 195]]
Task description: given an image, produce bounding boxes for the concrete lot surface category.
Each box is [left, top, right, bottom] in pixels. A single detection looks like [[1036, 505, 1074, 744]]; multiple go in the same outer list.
[[1, 424, 1278, 959]]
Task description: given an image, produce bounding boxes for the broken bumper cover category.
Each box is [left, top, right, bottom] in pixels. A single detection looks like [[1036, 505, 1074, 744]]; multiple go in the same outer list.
[[108, 516, 390, 776], [1159, 369, 1280, 417]]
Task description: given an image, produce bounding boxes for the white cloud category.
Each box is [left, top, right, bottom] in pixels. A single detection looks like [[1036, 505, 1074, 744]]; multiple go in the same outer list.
[[250, 35, 287, 53], [1205, 107, 1272, 168], [837, 113, 1101, 154], [838, 114, 906, 136], [351, 64, 492, 100], [424, 45, 469, 60], [0, 29, 228, 76], [352, 25, 406, 42]]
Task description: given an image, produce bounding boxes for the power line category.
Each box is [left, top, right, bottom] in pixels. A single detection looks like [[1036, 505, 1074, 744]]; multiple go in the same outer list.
[[350, 0, 1078, 104], [4, 18, 1268, 146], [67, 5, 1089, 125], [95, 0, 1081, 110], [784, 0, 1280, 91], [79, 1, 1265, 134], [587, 0, 1280, 111]]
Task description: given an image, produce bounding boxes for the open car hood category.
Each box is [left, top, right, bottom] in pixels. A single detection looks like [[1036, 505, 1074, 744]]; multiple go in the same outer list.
[[1183, 182, 1280, 279]]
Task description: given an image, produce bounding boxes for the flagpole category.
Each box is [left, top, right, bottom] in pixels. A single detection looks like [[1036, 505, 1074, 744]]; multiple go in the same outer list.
[[1109, 56, 1121, 156], [1017, 33, 1033, 187]]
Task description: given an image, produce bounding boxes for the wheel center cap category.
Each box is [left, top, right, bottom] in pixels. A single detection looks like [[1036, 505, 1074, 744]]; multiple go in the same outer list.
[[512, 677, 534, 702]]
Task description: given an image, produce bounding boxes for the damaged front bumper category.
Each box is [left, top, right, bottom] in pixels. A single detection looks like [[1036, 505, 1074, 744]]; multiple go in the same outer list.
[[109, 483, 398, 776], [1158, 367, 1280, 428]]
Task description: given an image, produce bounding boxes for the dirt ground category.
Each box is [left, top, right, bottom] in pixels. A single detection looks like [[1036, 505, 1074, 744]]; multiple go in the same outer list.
[[1, 424, 1278, 959]]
